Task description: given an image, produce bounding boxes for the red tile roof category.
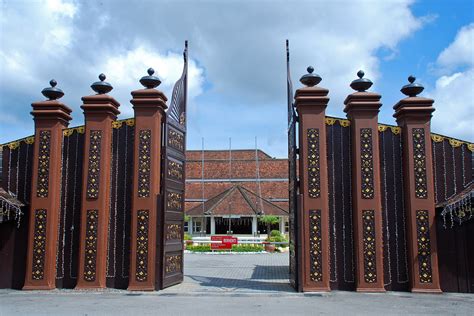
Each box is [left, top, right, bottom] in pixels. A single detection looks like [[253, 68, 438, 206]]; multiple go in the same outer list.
[[187, 185, 288, 217]]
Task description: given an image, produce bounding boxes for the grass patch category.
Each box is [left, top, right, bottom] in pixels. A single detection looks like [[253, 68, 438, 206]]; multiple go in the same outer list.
[[186, 244, 264, 252], [186, 244, 211, 252], [232, 244, 264, 252]]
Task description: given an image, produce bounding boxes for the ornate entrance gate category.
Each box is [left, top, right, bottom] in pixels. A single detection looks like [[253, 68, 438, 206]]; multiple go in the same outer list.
[[0, 41, 473, 293]]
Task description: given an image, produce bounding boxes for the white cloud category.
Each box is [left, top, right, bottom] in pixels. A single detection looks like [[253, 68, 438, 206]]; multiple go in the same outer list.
[[46, 0, 77, 18], [429, 70, 474, 141], [429, 24, 474, 142], [0, 0, 78, 90], [437, 23, 474, 73], [100, 45, 204, 117]]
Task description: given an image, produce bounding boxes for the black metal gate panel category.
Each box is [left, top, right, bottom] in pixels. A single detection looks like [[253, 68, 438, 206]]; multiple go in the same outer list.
[[158, 42, 188, 289], [287, 40, 300, 291]]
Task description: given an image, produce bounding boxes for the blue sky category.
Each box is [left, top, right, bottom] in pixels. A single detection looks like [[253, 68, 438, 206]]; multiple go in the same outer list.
[[1, 0, 473, 158]]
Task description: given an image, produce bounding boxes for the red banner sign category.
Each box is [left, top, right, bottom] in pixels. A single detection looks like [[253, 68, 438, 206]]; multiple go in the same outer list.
[[211, 236, 238, 250]]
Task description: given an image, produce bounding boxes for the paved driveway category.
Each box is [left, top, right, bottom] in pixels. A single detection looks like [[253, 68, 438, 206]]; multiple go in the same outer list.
[[1, 253, 474, 315], [162, 252, 293, 294]]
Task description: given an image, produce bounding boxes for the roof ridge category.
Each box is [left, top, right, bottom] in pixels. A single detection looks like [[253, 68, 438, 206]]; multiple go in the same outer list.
[[236, 185, 260, 215], [188, 185, 238, 215], [206, 186, 237, 214], [238, 185, 289, 214]]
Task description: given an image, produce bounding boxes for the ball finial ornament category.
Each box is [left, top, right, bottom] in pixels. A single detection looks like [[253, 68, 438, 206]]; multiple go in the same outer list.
[[41, 79, 64, 100], [350, 70, 372, 92], [91, 73, 113, 94], [401, 75, 424, 97], [140, 67, 161, 89], [300, 66, 322, 87]]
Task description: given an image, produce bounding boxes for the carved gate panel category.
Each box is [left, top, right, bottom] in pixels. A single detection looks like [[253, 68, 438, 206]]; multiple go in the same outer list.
[[157, 42, 188, 289], [287, 40, 301, 291]]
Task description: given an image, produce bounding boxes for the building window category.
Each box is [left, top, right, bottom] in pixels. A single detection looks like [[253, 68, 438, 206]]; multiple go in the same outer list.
[[193, 220, 202, 233]]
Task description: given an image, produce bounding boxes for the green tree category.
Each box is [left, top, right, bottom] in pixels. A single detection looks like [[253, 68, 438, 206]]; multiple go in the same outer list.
[[259, 215, 280, 234]]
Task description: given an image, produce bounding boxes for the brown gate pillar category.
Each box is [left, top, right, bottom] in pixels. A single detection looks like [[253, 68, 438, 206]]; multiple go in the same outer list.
[[393, 76, 441, 293], [23, 80, 72, 290], [75, 74, 120, 289], [128, 69, 167, 291], [344, 71, 385, 292], [295, 67, 330, 291]]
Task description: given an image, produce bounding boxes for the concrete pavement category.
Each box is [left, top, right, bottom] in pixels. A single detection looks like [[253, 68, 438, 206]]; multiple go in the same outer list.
[[1, 253, 473, 315]]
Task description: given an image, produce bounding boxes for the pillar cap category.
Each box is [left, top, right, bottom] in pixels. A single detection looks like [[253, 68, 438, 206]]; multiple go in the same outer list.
[[343, 91, 382, 115], [393, 76, 434, 120], [344, 71, 381, 115], [393, 97, 435, 122], [31, 99, 73, 124], [295, 66, 329, 108], [81, 94, 120, 117], [344, 71, 380, 110], [41, 79, 64, 100], [131, 68, 168, 110]]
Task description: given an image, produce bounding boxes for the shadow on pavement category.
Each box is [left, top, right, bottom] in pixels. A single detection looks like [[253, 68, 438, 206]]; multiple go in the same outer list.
[[186, 274, 294, 292], [250, 265, 289, 280]]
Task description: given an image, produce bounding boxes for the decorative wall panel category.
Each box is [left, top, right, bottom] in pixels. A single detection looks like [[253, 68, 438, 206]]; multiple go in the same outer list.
[[413, 128, 427, 199], [84, 209, 98, 282], [307, 128, 320, 198], [36, 130, 51, 198], [31, 209, 47, 280], [86, 131, 102, 199], [135, 210, 149, 282], [309, 209, 323, 282], [416, 210, 432, 283], [137, 130, 151, 198], [360, 128, 374, 199], [362, 210, 377, 283]]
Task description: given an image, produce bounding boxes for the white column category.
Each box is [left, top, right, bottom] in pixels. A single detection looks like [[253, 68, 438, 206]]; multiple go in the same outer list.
[[252, 215, 258, 235], [202, 216, 207, 234], [189, 217, 193, 234], [279, 217, 285, 233], [210, 216, 216, 235]]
